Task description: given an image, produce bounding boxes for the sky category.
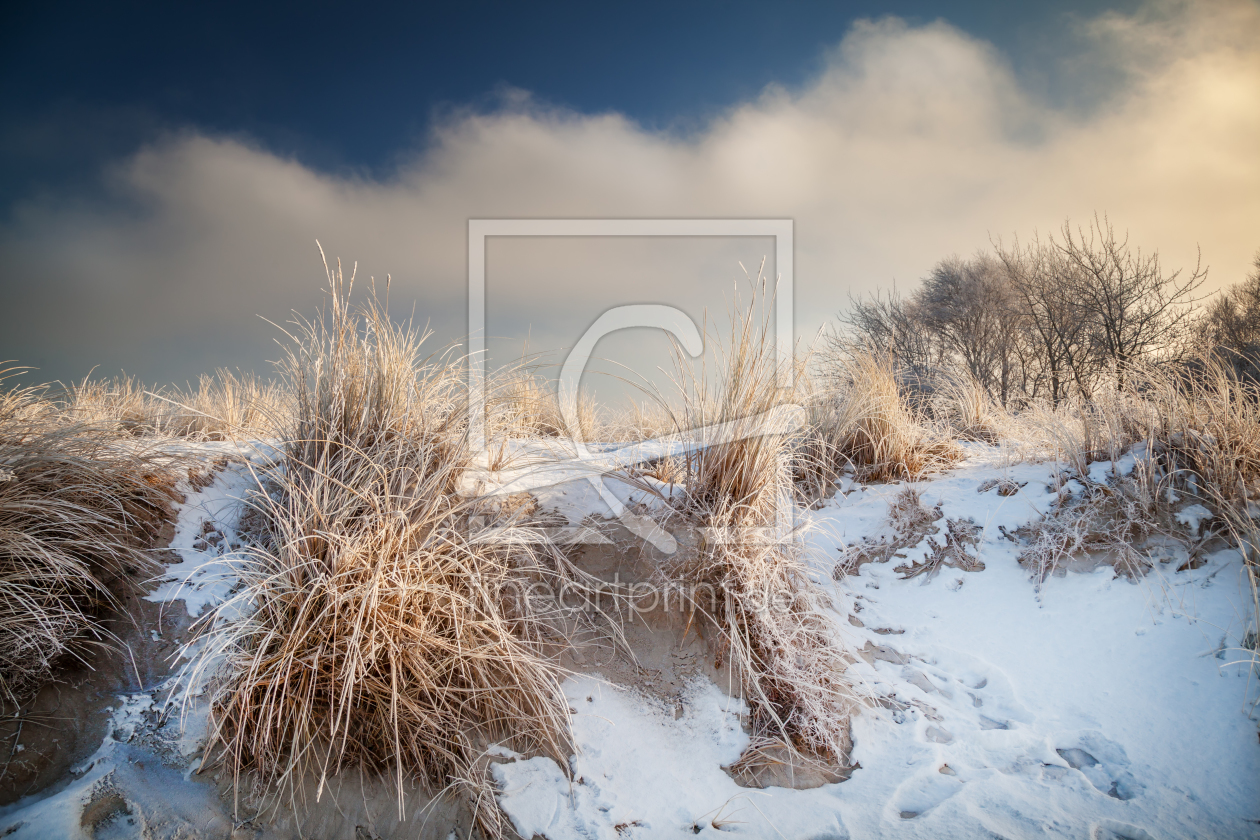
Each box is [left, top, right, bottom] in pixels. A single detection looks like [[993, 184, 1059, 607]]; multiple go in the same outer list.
[[1, 0, 1258, 400]]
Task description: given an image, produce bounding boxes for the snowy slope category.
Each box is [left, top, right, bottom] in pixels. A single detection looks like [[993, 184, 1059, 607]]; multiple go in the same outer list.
[[494, 453, 1260, 840], [3, 446, 1257, 839]]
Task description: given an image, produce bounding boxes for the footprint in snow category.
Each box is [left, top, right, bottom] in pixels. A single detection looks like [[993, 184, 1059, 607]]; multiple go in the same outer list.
[[890, 769, 965, 820], [1089, 819, 1157, 840], [902, 651, 1030, 734], [1050, 733, 1142, 801]]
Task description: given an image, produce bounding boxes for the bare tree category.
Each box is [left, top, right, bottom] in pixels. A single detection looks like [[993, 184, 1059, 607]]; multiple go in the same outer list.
[[834, 287, 941, 381], [916, 253, 1026, 406], [834, 214, 1204, 407], [995, 234, 1097, 406], [1057, 213, 1208, 387], [1198, 249, 1260, 378]]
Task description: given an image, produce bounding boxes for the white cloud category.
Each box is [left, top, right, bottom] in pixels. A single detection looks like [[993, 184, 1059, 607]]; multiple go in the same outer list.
[[2, 0, 1257, 388]]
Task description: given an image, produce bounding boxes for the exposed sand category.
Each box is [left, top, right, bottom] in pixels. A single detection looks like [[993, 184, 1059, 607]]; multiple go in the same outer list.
[[1, 466, 804, 840]]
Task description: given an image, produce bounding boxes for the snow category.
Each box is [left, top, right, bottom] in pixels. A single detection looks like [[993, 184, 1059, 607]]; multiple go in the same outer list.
[[0, 696, 156, 840], [462, 406, 805, 499], [494, 678, 760, 839], [4, 442, 1258, 839], [145, 457, 257, 616], [496, 453, 1260, 840], [826, 547, 1259, 839], [1174, 503, 1215, 534]]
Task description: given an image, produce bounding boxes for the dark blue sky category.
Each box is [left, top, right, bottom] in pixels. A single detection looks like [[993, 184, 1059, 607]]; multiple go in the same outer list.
[[2, 0, 1137, 207]]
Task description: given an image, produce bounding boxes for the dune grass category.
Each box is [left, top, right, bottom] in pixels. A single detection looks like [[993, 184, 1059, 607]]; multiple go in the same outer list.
[[61, 369, 288, 440], [191, 264, 580, 836], [6, 258, 1260, 821], [962, 354, 1260, 658], [807, 351, 961, 487], [650, 279, 865, 772], [489, 366, 607, 442], [0, 371, 181, 703]]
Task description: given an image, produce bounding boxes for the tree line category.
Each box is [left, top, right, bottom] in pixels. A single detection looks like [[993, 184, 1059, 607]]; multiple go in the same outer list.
[[833, 213, 1260, 405]]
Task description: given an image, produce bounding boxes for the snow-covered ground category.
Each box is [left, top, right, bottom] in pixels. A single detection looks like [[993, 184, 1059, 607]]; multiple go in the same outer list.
[[3, 444, 1257, 839], [495, 451, 1260, 840]]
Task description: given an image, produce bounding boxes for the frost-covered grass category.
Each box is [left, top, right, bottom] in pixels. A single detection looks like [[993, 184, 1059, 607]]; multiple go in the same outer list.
[[58, 369, 288, 440], [188, 265, 589, 838], [0, 375, 182, 703], [3, 421, 1258, 838], [655, 279, 865, 772], [807, 351, 962, 485], [3, 437, 1252, 839]]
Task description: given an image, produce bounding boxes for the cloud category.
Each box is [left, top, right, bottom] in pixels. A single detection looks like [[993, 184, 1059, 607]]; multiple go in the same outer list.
[[2, 0, 1258, 391]]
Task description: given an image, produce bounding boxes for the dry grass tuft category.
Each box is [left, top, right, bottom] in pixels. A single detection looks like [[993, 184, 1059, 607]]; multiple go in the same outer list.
[[915, 353, 1260, 677], [834, 486, 943, 576], [60, 374, 154, 433], [999, 388, 1152, 475], [808, 351, 961, 486], [1129, 357, 1260, 653], [1012, 356, 1260, 593], [655, 275, 863, 770], [490, 367, 604, 441], [160, 369, 289, 439], [193, 261, 578, 836], [62, 370, 288, 440], [0, 371, 180, 702], [895, 516, 983, 579], [1007, 482, 1157, 589], [1139, 356, 1260, 511], [931, 373, 1005, 443]]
